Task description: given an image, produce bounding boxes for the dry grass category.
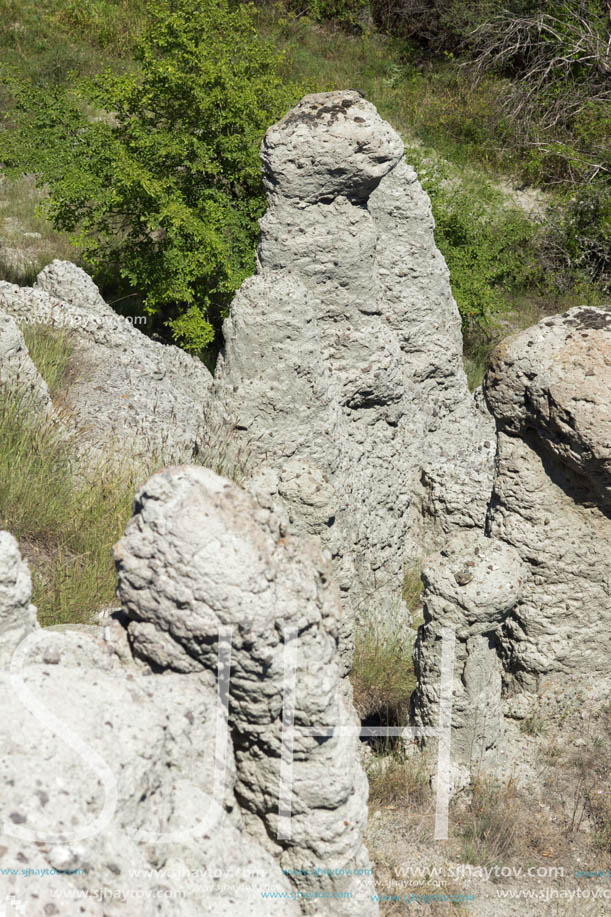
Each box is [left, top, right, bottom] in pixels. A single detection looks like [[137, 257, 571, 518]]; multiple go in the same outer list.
[[367, 749, 431, 810], [0, 325, 142, 625], [587, 709, 611, 855], [21, 323, 76, 400], [454, 776, 522, 867], [191, 414, 254, 485], [351, 566, 421, 733], [402, 562, 424, 620], [519, 691, 552, 737], [0, 175, 77, 285], [364, 752, 452, 915], [452, 771, 568, 874], [351, 628, 417, 731], [1, 323, 252, 626], [0, 382, 140, 625], [542, 703, 611, 856], [451, 698, 611, 872]]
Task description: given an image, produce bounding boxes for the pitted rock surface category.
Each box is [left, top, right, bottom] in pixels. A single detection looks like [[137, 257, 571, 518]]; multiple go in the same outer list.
[[114, 465, 376, 915], [410, 532, 525, 775], [0, 264, 212, 465], [35, 259, 114, 316], [261, 90, 404, 203], [0, 529, 316, 917], [486, 306, 611, 509], [483, 307, 611, 695], [0, 531, 39, 669], [210, 91, 495, 626]]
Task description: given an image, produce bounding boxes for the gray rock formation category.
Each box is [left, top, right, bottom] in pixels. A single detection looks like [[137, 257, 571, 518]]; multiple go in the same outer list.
[[209, 90, 495, 630], [484, 307, 611, 699], [0, 583, 298, 915], [411, 306, 611, 773], [35, 259, 114, 317], [0, 310, 51, 412], [114, 465, 376, 914], [410, 532, 525, 777], [0, 531, 39, 669], [486, 306, 611, 510], [1, 472, 375, 915], [0, 264, 212, 466]]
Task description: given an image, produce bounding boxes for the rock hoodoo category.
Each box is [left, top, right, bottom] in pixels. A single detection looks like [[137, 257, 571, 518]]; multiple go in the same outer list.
[[412, 306, 611, 764], [209, 90, 495, 627], [0, 534, 301, 917], [0, 466, 376, 915], [485, 307, 611, 698], [410, 532, 525, 777], [115, 465, 375, 913], [2, 85, 610, 912]]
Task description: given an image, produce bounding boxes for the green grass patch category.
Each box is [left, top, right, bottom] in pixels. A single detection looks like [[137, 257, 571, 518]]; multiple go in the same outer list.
[[0, 389, 136, 626], [0, 369, 139, 626], [20, 323, 75, 399], [408, 147, 543, 331], [0, 0, 145, 98], [0, 176, 78, 286], [351, 627, 416, 728]]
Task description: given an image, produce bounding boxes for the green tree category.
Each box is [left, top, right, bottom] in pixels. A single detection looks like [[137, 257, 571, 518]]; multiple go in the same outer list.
[[0, 0, 299, 351]]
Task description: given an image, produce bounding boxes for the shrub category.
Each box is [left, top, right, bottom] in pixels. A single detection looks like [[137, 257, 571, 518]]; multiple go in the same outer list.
[[288, 0, 371, 30], [0, 0, 300, 352], [408, 148, 542, 331], [467, 1, 611, 134], [369, 0, 482, 51], [548, 182, 611, 292]]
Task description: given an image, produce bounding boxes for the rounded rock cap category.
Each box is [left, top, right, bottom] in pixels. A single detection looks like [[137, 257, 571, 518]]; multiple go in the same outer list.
[[261, 90, 404, 204]]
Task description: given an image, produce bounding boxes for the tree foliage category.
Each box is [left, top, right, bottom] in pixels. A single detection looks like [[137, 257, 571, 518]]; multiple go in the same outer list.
[[0, 0, 299, 351], [410, 151, 543, 330], [282, 0, 609, 292], [467, 1, 610, 134]]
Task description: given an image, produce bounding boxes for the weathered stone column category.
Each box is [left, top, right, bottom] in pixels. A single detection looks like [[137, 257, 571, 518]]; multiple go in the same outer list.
[[114, 465, 377, 915], [484, 307, 611, 701], [410, 532, 525, 784], [208, 90, 495, 634]]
